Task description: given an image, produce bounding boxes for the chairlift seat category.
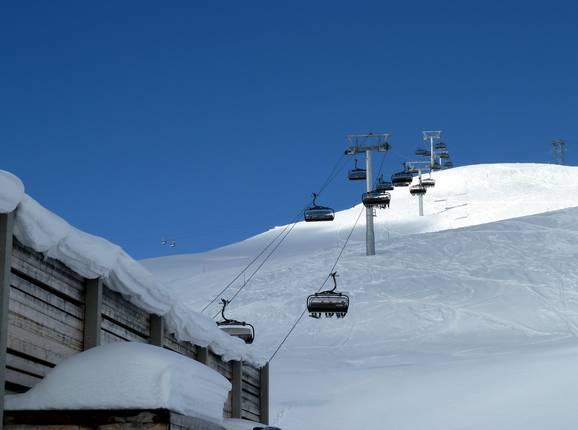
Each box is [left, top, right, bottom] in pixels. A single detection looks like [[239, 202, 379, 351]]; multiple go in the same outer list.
[[409, 184, 427, 196], [434, 142, 447, 150], [348, 168, 367, 181], [421, 178, 435, 188], [219, 324, 254, 344], [362, 191, 391, 208], [415, 148, 428, 156], [304, 206, 335, 222], [391, 171, 413, 187], [439, 152, 450, 159], [376, 181, 394, 191], [307, 293, 349, 317], [405, 166, 419, 174]]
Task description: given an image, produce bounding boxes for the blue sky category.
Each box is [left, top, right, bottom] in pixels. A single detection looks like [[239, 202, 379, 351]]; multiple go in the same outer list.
[[1, 1, 577, 259]]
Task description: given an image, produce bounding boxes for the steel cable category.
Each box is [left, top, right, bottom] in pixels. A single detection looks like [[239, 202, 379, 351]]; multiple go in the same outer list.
[[269, 205, 365, 361]]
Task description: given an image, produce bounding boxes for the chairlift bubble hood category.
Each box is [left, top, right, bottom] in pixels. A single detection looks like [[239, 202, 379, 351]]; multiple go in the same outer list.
[[304, 193, 335, 222], [421, 177, 436, 188], [409, 184, 427, 196], [362, 191, 391, 209], [307, 272, 349, 319], [348, 159, 367, 181], [216, 299, 255, 344], [391, 171, 413, 187], [375, 174, 394, 191]]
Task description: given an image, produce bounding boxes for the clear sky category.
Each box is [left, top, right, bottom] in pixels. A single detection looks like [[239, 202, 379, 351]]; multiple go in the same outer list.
[[1, 1, 577, 259]]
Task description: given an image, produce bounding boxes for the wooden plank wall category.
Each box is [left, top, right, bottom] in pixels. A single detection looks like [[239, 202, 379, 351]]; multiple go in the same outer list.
[[3, 239, 264, 423], [241, 363, 261, 422], [6, 241, 85, 393]]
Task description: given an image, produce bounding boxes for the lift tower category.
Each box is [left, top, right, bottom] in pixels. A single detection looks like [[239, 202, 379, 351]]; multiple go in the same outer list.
[[423, 130, 442, 169], [345, 133, 391, 256]]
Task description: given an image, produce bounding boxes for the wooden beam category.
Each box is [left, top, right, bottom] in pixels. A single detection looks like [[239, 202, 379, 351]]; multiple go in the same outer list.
[[83, 278, 103, 350], [149, 314, 164, 347], [0, 211, 15, 430], [231, 360, 243, 419], [259, 362, 270, 425]]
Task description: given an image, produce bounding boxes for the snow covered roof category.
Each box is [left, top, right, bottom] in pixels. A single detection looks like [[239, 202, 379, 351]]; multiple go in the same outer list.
[[4, 342, 231, 425], [0, 171, 265, 365]]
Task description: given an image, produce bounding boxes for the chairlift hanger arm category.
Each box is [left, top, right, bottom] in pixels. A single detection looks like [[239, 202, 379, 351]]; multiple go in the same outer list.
[[345, 143, 391, 155]]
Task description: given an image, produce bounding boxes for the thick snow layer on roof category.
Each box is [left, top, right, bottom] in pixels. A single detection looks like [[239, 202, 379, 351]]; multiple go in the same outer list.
[[0, 171, 264, 365], [0, 171, 24, 212], [4, 343, 231, 424]]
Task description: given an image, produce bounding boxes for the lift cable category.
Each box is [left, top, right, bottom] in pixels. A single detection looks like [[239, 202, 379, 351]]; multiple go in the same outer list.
[[268, 205, 365, 362], [375, 150, 389, 181], [201, 153, 348, 314], [201, 208, 302, 313], [317, 153, 350, 196], [213, 155, 349, 315], [212, 218, 299, 319]]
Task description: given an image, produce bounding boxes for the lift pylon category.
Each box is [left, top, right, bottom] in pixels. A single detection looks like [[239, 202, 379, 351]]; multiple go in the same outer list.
[[345, 133, 391, 256]]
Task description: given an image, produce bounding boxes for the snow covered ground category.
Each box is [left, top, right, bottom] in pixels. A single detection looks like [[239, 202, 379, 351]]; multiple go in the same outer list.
[[143, 163, 578, 430]]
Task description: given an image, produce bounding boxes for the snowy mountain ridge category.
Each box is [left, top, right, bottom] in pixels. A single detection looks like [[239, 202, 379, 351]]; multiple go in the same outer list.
[[144, 163, 578, 430]]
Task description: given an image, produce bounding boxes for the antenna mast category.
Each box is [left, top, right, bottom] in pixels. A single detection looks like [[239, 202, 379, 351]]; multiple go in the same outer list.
[[552, 139, 566, 165]]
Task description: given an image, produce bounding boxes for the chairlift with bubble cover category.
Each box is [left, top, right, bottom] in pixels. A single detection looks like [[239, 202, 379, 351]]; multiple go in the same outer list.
[[375, 174, 394, 191], [304, 193, 335, 222], [362, 190, 391, 209], [391, 171, 413, 187], [409, 183, 427, 196], [421, 177, 435, 188], [348, 159, 367, 181], [307, 272, 349, 319], [216, 299, 255, 344]]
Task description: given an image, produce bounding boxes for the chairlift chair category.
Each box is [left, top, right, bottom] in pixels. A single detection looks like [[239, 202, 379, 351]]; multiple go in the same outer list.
[[415, 148, 428, 156], [307, 272, 349, 319], [375, 174, 394, 191], [304, 193, 335, 222], [348, 159, 367, 181], [431, 162, 442, 171], [434, 142, 447, 150], [391, 171, 413, 187], [362, 190, 391, 209], [421, 177, 435, 188], [439, 152, 450, 159], [404, 162, 419, 174], [216, 299, 255, 344], [444, 161, 454, 168], [409, 183, 427, 196]]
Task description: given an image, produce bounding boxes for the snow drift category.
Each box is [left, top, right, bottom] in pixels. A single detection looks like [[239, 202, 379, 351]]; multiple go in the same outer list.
[[4, 342, 231, 424]]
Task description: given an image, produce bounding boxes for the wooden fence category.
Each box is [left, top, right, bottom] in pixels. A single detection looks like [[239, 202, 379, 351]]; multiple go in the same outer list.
[[0, 212, 269, 429]]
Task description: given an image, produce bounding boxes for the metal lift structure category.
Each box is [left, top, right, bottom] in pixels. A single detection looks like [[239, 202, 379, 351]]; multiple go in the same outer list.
[[344, 133, 391, 256]]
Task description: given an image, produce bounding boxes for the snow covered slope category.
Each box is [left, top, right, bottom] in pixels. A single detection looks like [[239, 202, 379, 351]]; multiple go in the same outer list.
[[143, 163, 578, 430]]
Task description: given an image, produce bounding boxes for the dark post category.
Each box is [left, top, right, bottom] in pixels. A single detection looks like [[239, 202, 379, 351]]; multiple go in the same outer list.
[[149, 314, 164, 347], [259, 362, 270, 425], [231, 360, 243, 418], [197, 347, 209, 365], [0, 212, 15, 430], [83, 278, 103, 350]]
